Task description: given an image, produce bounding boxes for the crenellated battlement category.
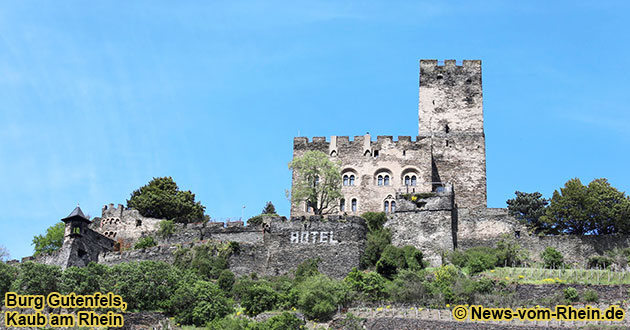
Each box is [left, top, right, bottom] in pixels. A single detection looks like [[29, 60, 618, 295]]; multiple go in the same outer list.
[[293, 135, 426, 149], [420, 59, 481, 70]]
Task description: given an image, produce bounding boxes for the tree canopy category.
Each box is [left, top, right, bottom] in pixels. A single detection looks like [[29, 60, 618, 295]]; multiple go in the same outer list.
[[127, 177, 207, 224], [506, 191, 549, 233], [288, 151, 342, 215], [541, 178, 630, 235], [32, 222, 65, 256]]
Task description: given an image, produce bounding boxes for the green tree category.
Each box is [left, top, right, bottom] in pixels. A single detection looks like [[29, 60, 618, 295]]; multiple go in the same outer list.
[[127, 177, 206, 223], [288, 151, 342, 215], [262, 201, 277, 215], [506, 191, 549, 233], [541, 247, 564, 269], [59, 262, 107, 295], [240, 282, 278, 316], [541, 178, 630, 235], [32, 222, 65, 256]]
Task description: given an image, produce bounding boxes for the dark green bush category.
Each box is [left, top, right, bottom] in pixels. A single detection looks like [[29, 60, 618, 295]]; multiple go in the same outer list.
[[294, 258, 321, 282], [583, 289, 599, 302], [134, 236, 157, 249], [101, 261, 181, 311], [385, 270, 430, 303], [10, 262, 61, 295], [361, 228, 391, 269], [541, 247, 564, 269], [207, 316, 252, 330], [240, 282, 278, 316], [257, 312, 305, 330], [157, 220, 175, 237], [587, 256, 614, 269], [59, 262, 107, 295], [297, 275, 347, 321], [563, 287, 579, 302], [167, 279, 233, 326], [0, 263, 18, 304], [343, 268, 386, 301], [217, 269, 235, 292]]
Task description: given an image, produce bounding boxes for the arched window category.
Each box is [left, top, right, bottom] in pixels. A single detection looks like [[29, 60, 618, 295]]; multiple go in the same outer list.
[[340, 199, 345, 212], [378, 175, 383, 186], [343, 175, 349, 186], [404, 175, 410, 186], [384, 175, 390, 186], [349, 175, 355, 186], [390, 201, 396, 213], [411, 176, 417, 186], [351, 198, 357, 212], [384, 201, 389, 212]]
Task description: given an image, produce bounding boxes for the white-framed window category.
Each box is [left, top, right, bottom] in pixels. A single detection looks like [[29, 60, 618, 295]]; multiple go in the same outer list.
[[349, 175, 355, 186], [384, 201, 389, 212], [384, 175, 390, 186], [343, 175, 349, 186], [351, 198, 357, 212], [378, 175, 383, 186], [391, 201, 396, 213]]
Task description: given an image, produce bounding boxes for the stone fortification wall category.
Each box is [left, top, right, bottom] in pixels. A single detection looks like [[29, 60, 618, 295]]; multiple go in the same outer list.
[[98, 215, 367, 279], [389, 205, 630, 267]]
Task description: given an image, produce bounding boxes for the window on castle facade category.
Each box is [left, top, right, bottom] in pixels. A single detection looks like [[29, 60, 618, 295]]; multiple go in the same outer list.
[[384, 175, 390, 186], [349, 175, 355, 186], [378, 175, 383, 186], [390, 201, 396, 213], [343, 175, 349, 186], [340, 199, 345, 212], [405, 176, 410, 186], [384, 201, 389, 212], [411, 176, 417, 186], [351, 198, 357, 212]]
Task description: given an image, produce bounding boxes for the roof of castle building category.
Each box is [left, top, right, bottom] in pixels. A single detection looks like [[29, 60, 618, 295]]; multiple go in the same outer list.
[[62, 206, 90, 223]]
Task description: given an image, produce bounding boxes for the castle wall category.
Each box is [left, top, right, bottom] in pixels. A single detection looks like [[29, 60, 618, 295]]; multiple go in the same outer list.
[[97, 215, 367, 279], [291, 135, 432, 217]]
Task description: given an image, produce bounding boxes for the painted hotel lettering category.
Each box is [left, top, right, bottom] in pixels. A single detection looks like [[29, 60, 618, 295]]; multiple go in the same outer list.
[[290, 231, 338, 244]]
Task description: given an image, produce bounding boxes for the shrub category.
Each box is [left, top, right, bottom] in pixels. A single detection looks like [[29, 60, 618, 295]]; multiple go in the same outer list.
[[376, 245, 406, 279], [563, 287, 579, 302], [494, 237, 528, 267], [240, 282, 278, 316], [207, 316, 253, 330], [157, 220, 175, 237], [583, 289, 599, 302], [134, 236, 157, 249], [541, 247, 564, 269], [587, 256, 614, 269], [101, 261, 181, 311], [386, 270, 430, 303], [59, 262, 107, 295], [167, 279, 233, 326], [11, 262, 61, 295], [0, 263, 18, 304], [295, 258, 321, 282], [332, 312, 365, 330], [362, 212, 388, 232], [247, 215, 264, 226], [217, 269, 235, 292], [297, 274, 347, 321], [402, 245, 426, 271], [258, 312, 305, 330], [361, 228, 391, 268], [344, 268, 386, 301]]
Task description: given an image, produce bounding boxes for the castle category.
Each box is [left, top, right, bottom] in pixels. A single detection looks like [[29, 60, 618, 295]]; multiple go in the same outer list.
[[291, 59, 486, 216], [20, 60, 630, 277]]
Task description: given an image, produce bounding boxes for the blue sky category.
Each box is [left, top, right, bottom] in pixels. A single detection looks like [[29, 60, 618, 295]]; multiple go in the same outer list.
[[1, 1, 629, 259]]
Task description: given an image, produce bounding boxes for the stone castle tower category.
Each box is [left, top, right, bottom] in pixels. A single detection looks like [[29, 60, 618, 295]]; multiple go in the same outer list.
[[290, 59, 486, 217]]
